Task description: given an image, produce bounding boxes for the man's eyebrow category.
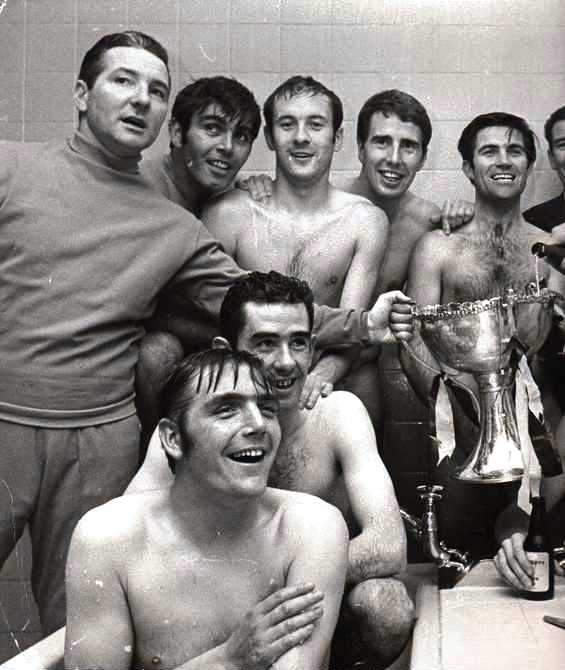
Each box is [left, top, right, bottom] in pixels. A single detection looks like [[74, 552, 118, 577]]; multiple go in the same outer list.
[[113, 67, 169, 90]]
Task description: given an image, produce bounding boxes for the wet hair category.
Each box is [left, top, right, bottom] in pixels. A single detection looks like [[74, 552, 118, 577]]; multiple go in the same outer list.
[[160, 348, 272, 472], [78, 30, 169, 89], [170, 76, 261, 146], [263, 76, 343, 140], [544, 106, 565, 151], [356, 89, 432, 154], [220, 271, 315, 348], [457, 112, 537, 167]]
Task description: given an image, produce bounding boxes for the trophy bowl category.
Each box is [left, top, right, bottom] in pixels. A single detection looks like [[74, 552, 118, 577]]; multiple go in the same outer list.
[[413, 288, 559, 483]]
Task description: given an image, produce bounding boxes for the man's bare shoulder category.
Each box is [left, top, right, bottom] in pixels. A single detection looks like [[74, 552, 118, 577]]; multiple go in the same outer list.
[[202, 187, 253, 218], [268, 486, 348, 540], [329, 186, 389, 228], [399, 193, 440, 230], [413, 226, 454, 258], [72, 491, 165, 551]]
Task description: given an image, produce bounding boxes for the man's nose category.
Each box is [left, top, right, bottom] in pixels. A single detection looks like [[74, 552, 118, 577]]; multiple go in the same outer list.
[[132, 83, 150, 107], [274, 345, 294, 371], [387, 142, 401, 164], [243, 403, 266, 433], [294, 122, 311, 144], [496, 150, 512, 166], [217, 132, 234, 154]]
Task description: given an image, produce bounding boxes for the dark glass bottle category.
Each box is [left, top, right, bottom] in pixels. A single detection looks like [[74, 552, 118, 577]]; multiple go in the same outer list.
[[531, 242, 565, 262], [522, 496, 554, 601]]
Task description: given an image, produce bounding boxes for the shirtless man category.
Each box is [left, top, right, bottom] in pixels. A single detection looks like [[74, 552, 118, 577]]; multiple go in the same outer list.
[[131, 271, 414, 670], [400, 112, 565, 556], [343, 89, 441, 292], [137, 76, 261, 445], [202, 76, 390, 411], [65, 348, 348, 670]]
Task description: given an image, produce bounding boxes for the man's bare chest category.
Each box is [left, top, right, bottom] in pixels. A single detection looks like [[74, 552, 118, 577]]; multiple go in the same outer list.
[[268, 439, 338, 500], [128, 543, 287, 668], [235, 215, 356, 304], [444, 232, 543, 302]]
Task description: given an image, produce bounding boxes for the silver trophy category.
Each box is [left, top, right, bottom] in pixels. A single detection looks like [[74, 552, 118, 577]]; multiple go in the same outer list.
[[411, 288, 559, 484]]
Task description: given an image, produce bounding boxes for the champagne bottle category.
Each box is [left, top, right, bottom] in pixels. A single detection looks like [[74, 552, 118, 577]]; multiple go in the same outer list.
[[531, 242, 565, 262], [522, 496, 554, 600]]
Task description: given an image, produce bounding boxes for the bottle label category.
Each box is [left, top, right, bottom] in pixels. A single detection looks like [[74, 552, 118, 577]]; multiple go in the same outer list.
[[525, 551, 550, 592]]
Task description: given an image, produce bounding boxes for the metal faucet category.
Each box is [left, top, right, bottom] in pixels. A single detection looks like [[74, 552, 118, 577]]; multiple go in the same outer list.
[[400, 485, 475, 588]]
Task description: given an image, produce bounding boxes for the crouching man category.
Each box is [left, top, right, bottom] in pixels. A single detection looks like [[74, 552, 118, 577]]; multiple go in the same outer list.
[[65, 349, 348, 670]]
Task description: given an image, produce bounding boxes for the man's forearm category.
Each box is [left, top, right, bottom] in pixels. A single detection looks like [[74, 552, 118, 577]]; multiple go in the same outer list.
[[313, 305, 371, 349], [347, 533, 406, 585], [312, 349, 359, 386]]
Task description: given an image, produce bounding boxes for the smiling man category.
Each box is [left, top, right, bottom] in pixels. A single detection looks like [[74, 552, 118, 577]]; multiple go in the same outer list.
[[65, 348, 348, 670], [0, 31, 407, 640], [400, 112, 564, 556], [202, 76, 390, 411], [130, 271, 414, 670]]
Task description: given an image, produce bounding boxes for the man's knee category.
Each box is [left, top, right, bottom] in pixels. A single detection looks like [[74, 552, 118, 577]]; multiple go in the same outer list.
[[346, 577, 415, 654]]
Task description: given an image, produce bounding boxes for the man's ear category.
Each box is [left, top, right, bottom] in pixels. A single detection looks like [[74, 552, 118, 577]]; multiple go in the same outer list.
[[462, 160, 475, 184], [212, 336, 232, 350], [264, 126, 275, 151], [357, 141, 366, 166], [169, 118, 184, 149], [333, 127, 344, 153], [159, 418, 184, 463], [73, 79, 89, 116]]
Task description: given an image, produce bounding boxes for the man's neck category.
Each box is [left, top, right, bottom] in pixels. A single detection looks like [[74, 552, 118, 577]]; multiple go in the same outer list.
[[272, 170, 332, 215], [75, 124, 142, 173], [355, 171, 409, 222], [277, 403, 307, 439], [472, 196, 524, 236], [170, 150, 210, 216], [168, 476, 262, 541]]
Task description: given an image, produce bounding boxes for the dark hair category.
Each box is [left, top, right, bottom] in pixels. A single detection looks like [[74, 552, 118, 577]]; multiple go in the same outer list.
[[78, 30, 169, 89], [171, 76, 261, 146], [220, 271, 315, 348], [457, 112, 537, 166], [544, 106, 565, 150], [263, 76, 343, 140], [161, 348, 272, 472], [356, 89, 432, 154]]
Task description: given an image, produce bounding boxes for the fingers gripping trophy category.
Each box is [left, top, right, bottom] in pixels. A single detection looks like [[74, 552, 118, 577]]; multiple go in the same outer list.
[[408, 285, 560, 483]]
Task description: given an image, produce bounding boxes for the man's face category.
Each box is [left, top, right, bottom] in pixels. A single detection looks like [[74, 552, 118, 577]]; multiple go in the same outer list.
[[236, 302, 313, 412], [266, 92, 342, 184], [358, 111, 426, 200], [463, 126, 532, 201], [170, 103, 255, 194], [75, 46, 170, 158], [548, 119, 565, 188], [178, 363, 281, 499]]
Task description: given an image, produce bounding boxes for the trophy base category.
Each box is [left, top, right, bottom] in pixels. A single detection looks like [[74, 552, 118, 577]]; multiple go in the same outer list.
[[452, 465, 524, 485]]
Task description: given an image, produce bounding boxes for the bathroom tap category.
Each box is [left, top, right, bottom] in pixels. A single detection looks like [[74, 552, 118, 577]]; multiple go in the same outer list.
[[400, 485, 475, 588]]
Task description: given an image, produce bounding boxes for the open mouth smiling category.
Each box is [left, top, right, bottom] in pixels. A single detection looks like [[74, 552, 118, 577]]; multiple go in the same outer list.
[[491, 173, 516, 182], [228, 448, 266, 464]]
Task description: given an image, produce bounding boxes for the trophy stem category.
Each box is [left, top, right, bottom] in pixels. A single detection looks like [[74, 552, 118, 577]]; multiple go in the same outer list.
[[453, 370, 524, 484]]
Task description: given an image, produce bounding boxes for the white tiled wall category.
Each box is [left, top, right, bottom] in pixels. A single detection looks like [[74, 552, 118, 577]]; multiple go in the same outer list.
[[0, 0, 564, 661]]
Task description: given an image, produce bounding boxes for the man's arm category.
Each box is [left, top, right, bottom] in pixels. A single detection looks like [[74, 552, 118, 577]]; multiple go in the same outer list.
[[328, 392, 406, 583], [399, 231, 446, 402], [201, 191, 249, 258], [273, 497, 349, 670], [302, 204, 389, 408], [65, 508, 136, 670]]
